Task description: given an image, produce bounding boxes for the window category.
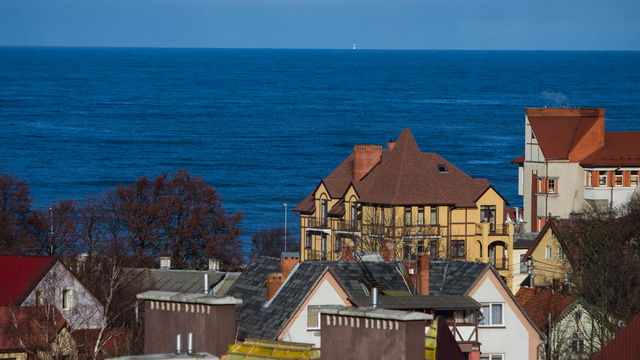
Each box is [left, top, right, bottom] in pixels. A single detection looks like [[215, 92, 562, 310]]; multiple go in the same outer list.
[[632, 171, 639, 186], [321, 199, 328, 226], [321, 234, 327, 260], [545, 245, 552, 260], [374, 207, 379, 224], [572, 332, 584, 353], [479, 303, 503, 326], [599, 172, 607, 186], [430, 207, 438, 225], [417, 208, 424, 225], [615, 171, 623, 186], [306, 233, 312, 248], [481, 205, 496, 232], [404, 207, 412, 226], [35, 289, 44, 306], [451, 240, 465, 259], [437, 164, 448, 173], [454, 309, 476, 325], [480, 355, 504, 360], [417, 240, 424, 254], [380, 207, 385, 225], [520, 254, 528, 274], [548, 178, 556, 194], [62, 288, 73, 310], [307, 305, 322, 329], [351, 202, 358, 226], [558, 247, 564, 262], [586, 171, 593, 187], [429, 240, 439, 258], [403, 243, 412, 261], [335, 237, 341, 252]]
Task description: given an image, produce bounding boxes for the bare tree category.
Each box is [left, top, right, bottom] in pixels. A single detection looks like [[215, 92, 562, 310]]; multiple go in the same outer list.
[[250, 226, 299, 257], [0, 173, 33, 254]]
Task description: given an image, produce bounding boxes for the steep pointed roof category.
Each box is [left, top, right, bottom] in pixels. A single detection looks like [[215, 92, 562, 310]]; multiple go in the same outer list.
[[0, 255, 57, 307], [357, 129, 490, 207]]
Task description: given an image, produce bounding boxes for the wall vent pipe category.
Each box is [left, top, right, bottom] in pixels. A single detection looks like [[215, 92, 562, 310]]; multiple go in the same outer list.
[[372, 287, 379, 309], [175, 334, 182, 354], [187, 333, 194, 355], [203, 273, 209, 295]]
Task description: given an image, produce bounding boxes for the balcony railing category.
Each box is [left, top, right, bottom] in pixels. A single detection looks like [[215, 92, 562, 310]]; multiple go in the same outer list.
[[335, 219, 360, 232], [491, 257, 509, 270], [475, 222, 509, 236], [307, 217, 329, 228], [305, 249, 328, 261]]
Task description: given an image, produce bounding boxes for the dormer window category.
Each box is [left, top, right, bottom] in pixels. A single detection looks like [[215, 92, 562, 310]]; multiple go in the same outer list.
[[437, 164, 448, 173]]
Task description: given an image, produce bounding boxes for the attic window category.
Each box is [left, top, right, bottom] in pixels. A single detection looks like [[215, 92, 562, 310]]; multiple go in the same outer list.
[[437, 164, 448, 173]]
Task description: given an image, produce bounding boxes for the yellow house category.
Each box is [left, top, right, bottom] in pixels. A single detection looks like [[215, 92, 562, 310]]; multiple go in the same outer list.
[[293, 129, 515, 288], [522, 219, 573, 288]]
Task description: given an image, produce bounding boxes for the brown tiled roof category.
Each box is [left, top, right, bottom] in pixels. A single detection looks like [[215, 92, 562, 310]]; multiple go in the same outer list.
[[515, 287, 574, 331], [356, 129, 491, 207], [528, 116, 599, 160], [327, 198, 345, 216], [580, 132, 640, 166], [294, 128, 499, 211], [592, 311, 640, 360], [510, 154, 525, 164]]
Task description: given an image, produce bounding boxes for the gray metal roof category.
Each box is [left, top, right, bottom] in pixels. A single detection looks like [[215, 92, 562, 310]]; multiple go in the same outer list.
[[513, 233, 537, 249], [226, 256, 410, 340], [428, 258, 489, 295], [348, 294, 481, 310], [136, 291, 242, 305], [124, 268, 240, 296]]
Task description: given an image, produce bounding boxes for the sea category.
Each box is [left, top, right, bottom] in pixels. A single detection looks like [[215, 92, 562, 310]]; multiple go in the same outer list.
[[1, 48, 639, 257]]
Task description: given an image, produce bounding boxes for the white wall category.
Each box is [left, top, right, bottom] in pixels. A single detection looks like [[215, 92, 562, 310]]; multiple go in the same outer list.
[[22, 261, 105, 329], [473, 275, 535, 360], [279, 277, 349, 347]]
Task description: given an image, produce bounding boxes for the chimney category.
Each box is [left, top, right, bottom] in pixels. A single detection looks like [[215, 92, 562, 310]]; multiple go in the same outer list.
[[340, 245, 355, 261], [160, 257, 171, 269], [208, 258, 219, 271], [416, 253, 430, 295], [353, 145, 382, 181], [380, 239, 396, 262], [266, 273, 284, 300], [203, 273, 209, 295], [387, 139, 396, 151], [371, 287, 379, 309]]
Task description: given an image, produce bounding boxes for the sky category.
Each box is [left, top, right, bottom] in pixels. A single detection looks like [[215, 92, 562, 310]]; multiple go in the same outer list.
[[0, 0, 639, 50]]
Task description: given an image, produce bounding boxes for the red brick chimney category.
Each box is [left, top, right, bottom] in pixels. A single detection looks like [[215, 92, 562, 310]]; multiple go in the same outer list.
[[266, 273, 284, 300], [353, 145, 382, 181], [387, 141, 396, 151], [340, 246, 356, 261], [380, 239, 396, 262], [266, 253, 301, 300], [416, 253, 430, 295]]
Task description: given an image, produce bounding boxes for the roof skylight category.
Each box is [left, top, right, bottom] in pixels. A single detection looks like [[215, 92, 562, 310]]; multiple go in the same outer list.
[[437, 164, 449, 173]]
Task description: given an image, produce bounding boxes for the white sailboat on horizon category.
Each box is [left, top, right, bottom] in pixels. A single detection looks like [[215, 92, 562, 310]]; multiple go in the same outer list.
[[353, 42, 356, 50]]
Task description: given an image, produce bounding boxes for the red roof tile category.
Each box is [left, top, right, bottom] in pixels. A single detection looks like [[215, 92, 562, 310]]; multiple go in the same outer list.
[[0, 255, 56, 306], [510, 154, 525, 164], [515, 287, 574, 331], [0, 306, 67, 350], [591, 312, 640, 360], [580, 132, 640, 166], [528, 116, 599, 160]]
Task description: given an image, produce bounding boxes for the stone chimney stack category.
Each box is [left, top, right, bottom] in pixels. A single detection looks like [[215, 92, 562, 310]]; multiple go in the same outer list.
[[416, 253, 430, 295], [353, 145, 382, 181]]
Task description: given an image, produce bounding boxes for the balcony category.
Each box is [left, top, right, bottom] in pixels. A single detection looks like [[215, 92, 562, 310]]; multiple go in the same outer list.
[[335, 219, 360, 232], [305, 249, 328, 261], [307, 217, 329, 229], [475, 222, 509, 236], [491, 257, 509, 270]]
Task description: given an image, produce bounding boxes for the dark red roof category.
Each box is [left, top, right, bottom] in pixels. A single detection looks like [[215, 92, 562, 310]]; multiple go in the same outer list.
[[0, 255, 56, 306], [591, 312, 640, 360], [528, 116, 600, 160], [510, 154, 525, 164], [435, 316, 467, 360], [580, 132, 640, 166], [0, 306, 67, 350], [515, 287, 574, 331]]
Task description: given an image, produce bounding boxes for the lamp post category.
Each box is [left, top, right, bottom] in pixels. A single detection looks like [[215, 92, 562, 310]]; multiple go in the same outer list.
[[284, 203, 287, 252]]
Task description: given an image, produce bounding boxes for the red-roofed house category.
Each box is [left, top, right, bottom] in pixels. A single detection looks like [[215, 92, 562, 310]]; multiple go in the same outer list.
[[511, 108, 640, 232], [591, 311, 640, 360], [0, 255, 105, 329], [0, 306, 77, 360], [294, 129, 516, 289]]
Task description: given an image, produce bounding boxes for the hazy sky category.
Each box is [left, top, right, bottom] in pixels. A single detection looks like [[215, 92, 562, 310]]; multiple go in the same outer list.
[[0, 0, 638, 50]]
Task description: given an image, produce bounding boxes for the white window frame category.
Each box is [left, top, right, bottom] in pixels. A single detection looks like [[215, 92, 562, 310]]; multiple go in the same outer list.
[[599, 173, 607, 186], [548, 178, 556, 194], [479, 303, 504, 327], [307, 305, 322, 330], [631, 171, 639, 186], [615, 171, 623, 186], [558, 247, 564, 262], [480, 355, 504, 360], [62, 287, 73, 311], [545, 245, 552, 260]]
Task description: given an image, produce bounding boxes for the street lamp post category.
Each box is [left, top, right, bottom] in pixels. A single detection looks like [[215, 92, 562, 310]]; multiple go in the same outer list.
[[284, 203, 287, 252]]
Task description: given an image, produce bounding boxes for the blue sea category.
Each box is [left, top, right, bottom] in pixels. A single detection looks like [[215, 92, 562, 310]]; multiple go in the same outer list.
[[1, 48, 639, 257]]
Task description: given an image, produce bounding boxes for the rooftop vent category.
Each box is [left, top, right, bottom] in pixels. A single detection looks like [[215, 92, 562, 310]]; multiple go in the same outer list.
[[160, 257, 171, 269]]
